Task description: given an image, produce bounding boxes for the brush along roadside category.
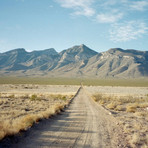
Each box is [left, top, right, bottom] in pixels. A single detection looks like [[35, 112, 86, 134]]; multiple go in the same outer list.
[[0, 93, 74, 141], [92, 93, 148, 148]]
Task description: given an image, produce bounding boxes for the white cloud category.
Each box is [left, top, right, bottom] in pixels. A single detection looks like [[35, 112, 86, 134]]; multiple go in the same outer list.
[[55, 0, 148, 43], [130, 1, 148, 11], [56, 0, 95, 16], [96, 12, 123, 23], [109, 21, 148, 42]]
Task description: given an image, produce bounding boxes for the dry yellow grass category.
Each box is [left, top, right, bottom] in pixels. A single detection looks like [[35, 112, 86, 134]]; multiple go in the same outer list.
[[93, 93, 148, 147], [126, 105, 137, 113], [134, 111, 147, 117], [115, 105, 125, 111], [106, 102, 117, 110], [0, 92, 73, 140], [131, 133, 148, 147]]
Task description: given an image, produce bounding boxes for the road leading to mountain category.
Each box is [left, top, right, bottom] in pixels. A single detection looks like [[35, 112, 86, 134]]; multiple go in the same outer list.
[[11, 87, 128, 148]]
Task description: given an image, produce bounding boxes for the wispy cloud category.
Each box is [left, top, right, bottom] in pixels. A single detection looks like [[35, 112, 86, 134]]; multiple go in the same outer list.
[[55, 0, 148, 42], [130, 1, 148, 11], [96, 12, 123, 23], [109, 21, 148, 42], [56, 0, 95, 17]]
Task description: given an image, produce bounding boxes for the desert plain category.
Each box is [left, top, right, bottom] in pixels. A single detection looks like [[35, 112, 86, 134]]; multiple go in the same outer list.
[[0, 83, 148, 148]]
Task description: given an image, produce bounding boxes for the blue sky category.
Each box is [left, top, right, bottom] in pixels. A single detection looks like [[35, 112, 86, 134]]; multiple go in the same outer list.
[[0, 0, 148, 53]]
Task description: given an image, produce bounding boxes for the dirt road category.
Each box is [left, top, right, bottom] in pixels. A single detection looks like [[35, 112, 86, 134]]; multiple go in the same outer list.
[[10, 87, 128, 148]]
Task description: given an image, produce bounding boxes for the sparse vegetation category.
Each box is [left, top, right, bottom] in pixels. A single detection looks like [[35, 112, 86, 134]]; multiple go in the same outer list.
[[0, 77, 148, 87], [49, 94, 72, 101], [29, 94, 41, 101], [93, 93, 148, 147], [115, 105, 125, 111], [0, 84, 148, 147], [0, 90, 74, 141], [106, 102, 117, 110], [126, 105, 136, 113], [131, 133, 148, 147], [9, 94, 15, 98], [0, 103, 68, 140]]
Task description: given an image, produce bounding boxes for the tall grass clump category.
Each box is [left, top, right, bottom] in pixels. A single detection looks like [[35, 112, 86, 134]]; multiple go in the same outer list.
[[29, 94, 41, 101], [0, 102, 68, 141], [0, 93, 73, 141]]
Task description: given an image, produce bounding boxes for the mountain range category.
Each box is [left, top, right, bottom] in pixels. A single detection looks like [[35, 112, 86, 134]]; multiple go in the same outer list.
[[0, 44, 148, 78]]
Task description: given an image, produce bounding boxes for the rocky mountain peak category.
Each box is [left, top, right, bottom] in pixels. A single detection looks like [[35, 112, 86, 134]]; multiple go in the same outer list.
[[41, 48, 58, 55], [31, 48, 58, 57], [6, 48, 26, 54], [108, 48, 124, 54], [65, 44, 98, 55], [79, 44, 87, 49], [0, 45, 147, 78]]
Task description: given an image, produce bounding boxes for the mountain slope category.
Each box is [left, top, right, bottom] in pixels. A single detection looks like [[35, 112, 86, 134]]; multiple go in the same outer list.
[[0, 48, 59, 72], [0, 45, 148, 78], [81, 48, 148, 78], [56, 44, 97, 68]]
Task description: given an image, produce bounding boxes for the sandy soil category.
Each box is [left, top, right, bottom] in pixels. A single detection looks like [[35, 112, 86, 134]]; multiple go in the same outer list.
[[7, 87, 129, 148], [0, 84, 79, 96], [85, 86, 148, 97]]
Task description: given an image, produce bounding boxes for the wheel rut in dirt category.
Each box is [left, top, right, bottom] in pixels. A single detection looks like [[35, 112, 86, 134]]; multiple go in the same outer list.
[[9, 87, 127, 148]]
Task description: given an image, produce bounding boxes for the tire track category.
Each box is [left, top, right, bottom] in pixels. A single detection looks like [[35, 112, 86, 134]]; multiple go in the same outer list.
[[9, 87, 128, 148]]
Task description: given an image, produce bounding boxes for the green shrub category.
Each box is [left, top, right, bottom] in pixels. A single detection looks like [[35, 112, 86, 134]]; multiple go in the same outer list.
[[9, 94, 15, 98], [29, 94, 41, 101]]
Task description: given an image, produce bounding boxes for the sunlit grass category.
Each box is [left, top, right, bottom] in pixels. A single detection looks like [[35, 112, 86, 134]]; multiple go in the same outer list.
[[0, 93, 73, 140]]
